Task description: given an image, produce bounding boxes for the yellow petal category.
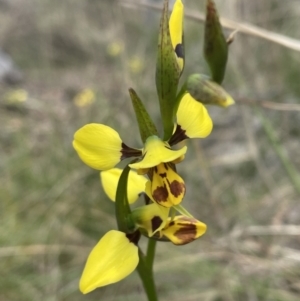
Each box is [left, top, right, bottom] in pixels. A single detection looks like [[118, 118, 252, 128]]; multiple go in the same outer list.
[[73, 124, 122, 170], [169, 0, 184, 71], [131, 203, 170, 236], [177, 93, 213, 138], [79, 230, 139, 294], [148, 163, 185, 207], [162, 215, 207, 245], [100, 168, 147, 204], [129, 136, 187, 170]]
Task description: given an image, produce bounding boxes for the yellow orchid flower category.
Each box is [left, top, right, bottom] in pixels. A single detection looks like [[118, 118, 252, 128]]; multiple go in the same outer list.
[[79, 230, 139, 294], [73, 94, 212, 207]]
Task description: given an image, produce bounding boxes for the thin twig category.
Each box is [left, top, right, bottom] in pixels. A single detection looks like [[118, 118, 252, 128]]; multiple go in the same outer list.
[[237, 98, 300, 112], [242, 225, 300, 236]]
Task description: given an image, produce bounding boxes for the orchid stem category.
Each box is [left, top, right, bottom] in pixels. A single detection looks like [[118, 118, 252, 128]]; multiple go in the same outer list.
[[146, 238, 156, 268], [137, 247, 158, 301]]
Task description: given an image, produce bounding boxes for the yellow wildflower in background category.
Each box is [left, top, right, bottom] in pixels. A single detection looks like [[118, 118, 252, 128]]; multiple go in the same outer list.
[[107, 41, 124, 57], [73, 89, 95, 107], [128, 56, 144, 74], [4, 89, 28, 103]]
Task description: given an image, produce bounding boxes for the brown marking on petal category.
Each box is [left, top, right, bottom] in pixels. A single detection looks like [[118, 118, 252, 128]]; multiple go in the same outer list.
[[169, 180, 185, 198], [175, 44, 184, 59], [126, 231, 141, 245], [151, 216, 163, 232], [168, 221, 175, 227], [168, 162, 176, 172], [147, 168, 154, 181], [174, 224, 197, 245], [159, 172, 167, 178], [121, 142, 142, 160], [168, 125, 188, 146], [163, 163, 169, 170], [152, 185, 169, 203]]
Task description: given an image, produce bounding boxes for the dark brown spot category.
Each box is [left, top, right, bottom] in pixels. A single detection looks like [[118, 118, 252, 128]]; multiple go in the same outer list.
[[126, 231, 141, 245], [175, 44, 184, 58], [168, 125, 188, 146], [147, 168, 154, 180], [151, 216, 163, 232], [152, 185, 168, 203], [169, 180, 185, 197], [163, 163, 169, 170], [121, 142, 142, 160], [159, 172, 167, 178], [169, 221, 175, 227], [168, 162, 177, 172], [174, 224, 197, 245]]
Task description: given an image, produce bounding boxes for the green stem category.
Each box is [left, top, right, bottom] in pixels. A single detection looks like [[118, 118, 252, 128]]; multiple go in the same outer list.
[[146, 239, 156, 268], [255, 106, 300, 195], [136, 248, 158, 301]]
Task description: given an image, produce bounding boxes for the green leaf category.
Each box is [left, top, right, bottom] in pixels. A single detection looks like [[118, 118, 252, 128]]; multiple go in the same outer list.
[[204, 0, 228, 84], [156, 0, 181, 141], [129, 88, 158, 143], [115, 164, 135, 233], [186, 74, 234, 107]]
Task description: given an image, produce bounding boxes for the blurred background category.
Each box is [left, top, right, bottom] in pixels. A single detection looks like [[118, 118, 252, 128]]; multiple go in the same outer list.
[[1, 0, 300, 300]]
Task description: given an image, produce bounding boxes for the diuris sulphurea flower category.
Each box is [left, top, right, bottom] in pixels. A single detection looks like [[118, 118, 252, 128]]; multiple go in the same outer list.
[[73, 93, 212, 207], [74, 0, 235, 298]]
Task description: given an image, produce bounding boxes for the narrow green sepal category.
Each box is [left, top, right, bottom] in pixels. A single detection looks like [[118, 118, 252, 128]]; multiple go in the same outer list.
[[115, 164, 135, 233], [156, 0, 181, 141], [204, 0, 228, 84], [186, 74, 234, 107], [173, 204, 194, 218], [129, 88, 158, 143]]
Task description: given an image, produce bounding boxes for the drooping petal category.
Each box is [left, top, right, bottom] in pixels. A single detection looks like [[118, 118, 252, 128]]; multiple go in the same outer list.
[[169, 0, 184, 72], [146, 163, 185, 207], [100, 168, 147, 204], [79, 230, 139, 294], [73, 124, 141, 170], [176, 93, 213, 139], [129, 135, 187, 170], [131, 203, 170, 237], [161, 215, 207, 245]]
